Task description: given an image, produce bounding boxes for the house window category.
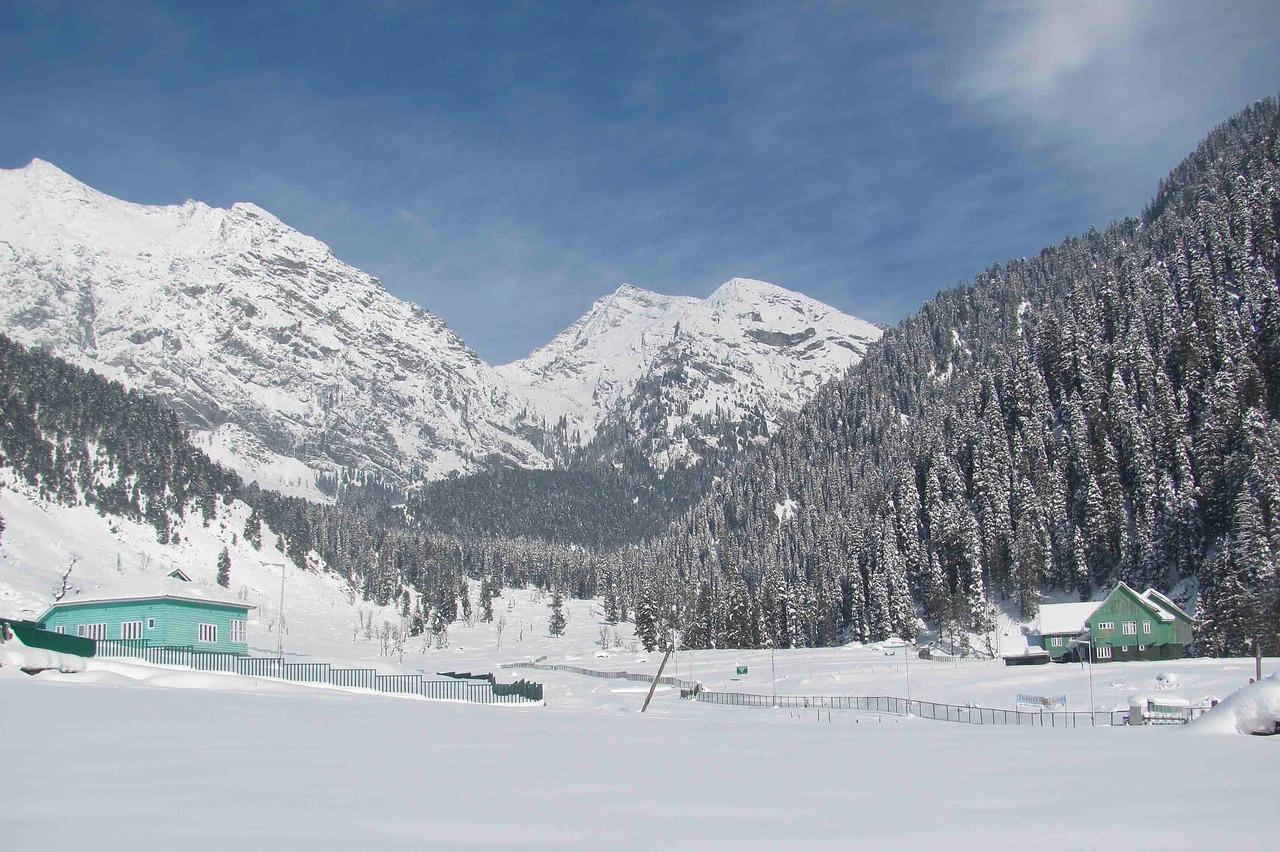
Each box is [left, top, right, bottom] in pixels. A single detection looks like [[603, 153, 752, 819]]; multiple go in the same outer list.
[[1051, 637, 1063, 648], [54, 626, 66, 634], [1143, 621, 1151, 635], [77, 623, 107, 640], [147, 618, 156, 629], [1122, 621, 1138, 635], [120, 621, 143, 640], [1139, 645, 1146, 651], [1096, 645, 1112, 660], [198, 623, 218, 644], [230, 620, 246, 643], [1097, 621, 1115, 631]]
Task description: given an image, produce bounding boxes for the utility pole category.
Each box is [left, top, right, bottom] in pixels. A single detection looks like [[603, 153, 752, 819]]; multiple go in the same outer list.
[[1085, 639, 1095, 726], [265, 561, 286, 660], [904, 638, 912, 714], [771, 646, 777, 708]]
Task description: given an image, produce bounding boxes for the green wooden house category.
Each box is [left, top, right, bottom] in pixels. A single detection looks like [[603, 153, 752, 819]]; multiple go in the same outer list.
[[1078, 583, 1193, 663], [1030, 583, 1193, 663], [37, 569, 254, 655]]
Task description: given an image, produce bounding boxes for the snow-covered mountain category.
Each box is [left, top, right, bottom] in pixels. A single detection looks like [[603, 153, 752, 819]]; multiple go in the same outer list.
[[0, 159, 550, 497], [501, 278, 881, 469], [0, 159, 879, 489]]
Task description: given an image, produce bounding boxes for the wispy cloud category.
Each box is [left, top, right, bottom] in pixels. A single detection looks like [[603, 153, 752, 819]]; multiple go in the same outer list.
[[932, 0, 1280, 215]]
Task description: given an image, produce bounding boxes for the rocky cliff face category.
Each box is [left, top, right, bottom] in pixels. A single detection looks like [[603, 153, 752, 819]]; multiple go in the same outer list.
[[0, 159, 549, 497]]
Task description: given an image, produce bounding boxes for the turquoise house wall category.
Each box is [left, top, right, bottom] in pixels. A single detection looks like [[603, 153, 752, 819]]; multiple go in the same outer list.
[[40, 598, 250, 655]]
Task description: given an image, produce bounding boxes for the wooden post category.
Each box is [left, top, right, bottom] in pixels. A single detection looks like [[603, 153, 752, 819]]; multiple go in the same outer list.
[[1256, 637, 1263, 683], [641, 646, 675, 713]]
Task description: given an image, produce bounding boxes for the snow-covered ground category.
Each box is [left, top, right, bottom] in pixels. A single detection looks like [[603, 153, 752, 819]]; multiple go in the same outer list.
[[2, 477, 1277, 847], [4, 662, 1275, 850]]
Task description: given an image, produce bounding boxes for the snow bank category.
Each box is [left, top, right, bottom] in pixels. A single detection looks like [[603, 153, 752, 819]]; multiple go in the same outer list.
[[1187, 673, 1280, 735], [0, 634, 87, 675]]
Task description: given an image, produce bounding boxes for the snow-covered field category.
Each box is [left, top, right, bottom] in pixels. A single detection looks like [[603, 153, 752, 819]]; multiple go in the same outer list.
[[2, 479, 1277, 848]]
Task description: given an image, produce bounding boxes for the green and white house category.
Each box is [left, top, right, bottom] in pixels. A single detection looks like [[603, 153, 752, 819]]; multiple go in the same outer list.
[[37, 569, 254, 655], [1029, 583, 1194, 664]]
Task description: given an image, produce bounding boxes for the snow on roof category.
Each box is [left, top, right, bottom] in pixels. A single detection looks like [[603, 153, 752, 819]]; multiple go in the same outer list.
[[1140, 588, 1188, 622], [42, 571, 254, 615], [1031, 601, 1101, 635]]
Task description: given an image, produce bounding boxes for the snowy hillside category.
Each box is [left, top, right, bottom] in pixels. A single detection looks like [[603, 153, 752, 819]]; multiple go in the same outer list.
[[0, 160, 550, 496], [501, 278, 881, 468]]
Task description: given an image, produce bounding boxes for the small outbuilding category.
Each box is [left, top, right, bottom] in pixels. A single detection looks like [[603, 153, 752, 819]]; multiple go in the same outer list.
[[37, 570, 254, 655]]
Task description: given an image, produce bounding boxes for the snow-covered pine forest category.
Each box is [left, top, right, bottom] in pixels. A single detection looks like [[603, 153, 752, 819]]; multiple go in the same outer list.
[[629, 98, 1280, 656]]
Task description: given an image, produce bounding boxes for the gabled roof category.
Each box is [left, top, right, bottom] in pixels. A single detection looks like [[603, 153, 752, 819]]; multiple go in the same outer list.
[[1106, 581, 1176, 623], [1140, 588, 1192, 622], [38, 571, 255, 621], [1031, 601, 1101, 636]]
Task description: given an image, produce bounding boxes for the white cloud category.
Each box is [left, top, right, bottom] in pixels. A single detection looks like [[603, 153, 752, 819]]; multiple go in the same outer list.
[[963, 1, 1140, 108], [936, 0, 1280, 215]]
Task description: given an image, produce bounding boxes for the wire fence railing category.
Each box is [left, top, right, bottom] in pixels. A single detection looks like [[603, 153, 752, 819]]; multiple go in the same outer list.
[[94, 639, 543, 704], [504, 660, 1208, 727]]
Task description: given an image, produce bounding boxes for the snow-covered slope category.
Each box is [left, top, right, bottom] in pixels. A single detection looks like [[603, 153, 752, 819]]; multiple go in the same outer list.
[[501, 278, 882, 468], [496, 283, 699, 442], [0, 159, 878, 489], [0, 160, 549, 495]]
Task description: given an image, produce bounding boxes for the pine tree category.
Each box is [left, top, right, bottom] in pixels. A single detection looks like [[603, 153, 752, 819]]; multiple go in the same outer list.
[[602, 578, 619, 625], [479, 575, 494, 622], [633, 580, 659, 651], [459, 577, 472, 622], [216, 547, 231, 588], [548, 588, 567, 637], [244, 509, 263, 550]]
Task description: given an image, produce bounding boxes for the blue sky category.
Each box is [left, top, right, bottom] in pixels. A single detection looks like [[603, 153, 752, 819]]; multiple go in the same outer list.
[[3, 1, 1278, 364]]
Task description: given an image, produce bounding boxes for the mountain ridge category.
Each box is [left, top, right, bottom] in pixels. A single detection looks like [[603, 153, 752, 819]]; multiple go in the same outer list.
[[0, 158, 880, 491]]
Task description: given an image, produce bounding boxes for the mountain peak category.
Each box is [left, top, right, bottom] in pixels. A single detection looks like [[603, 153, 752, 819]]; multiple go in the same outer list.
[[707, 277, 807, 306], [0, 161, 552, 491], [3, 158, 97, 198]]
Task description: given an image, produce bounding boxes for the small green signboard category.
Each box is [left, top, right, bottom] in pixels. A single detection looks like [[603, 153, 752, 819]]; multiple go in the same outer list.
[[736, 665, 748, 675]]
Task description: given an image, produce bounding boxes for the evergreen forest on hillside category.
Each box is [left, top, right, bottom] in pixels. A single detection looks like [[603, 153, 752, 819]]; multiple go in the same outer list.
[[629, 98, 1280, 657]]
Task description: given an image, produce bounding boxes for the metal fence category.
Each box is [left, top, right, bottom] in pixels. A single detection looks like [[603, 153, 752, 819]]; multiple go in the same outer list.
[[687, 689, 1131, 727], [90, 639, 542, 705], [505, 660, 1168, 727]]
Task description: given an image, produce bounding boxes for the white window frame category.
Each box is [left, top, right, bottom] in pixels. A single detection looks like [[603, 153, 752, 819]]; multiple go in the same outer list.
[[1138, 645, 1146, 651], [1143, 621, 1151, 635], [120, 621, 143, 640], [1097, 621, 1115, 631], [197, 623, 218, 644], [77, 623, 107, 640], [230, 620, 246, 643], [1122, 621, 1138, 635], [54, 625, 66, 634], [147, 618, 156, 630], [1051, 637, 1063, 648], [1096, 645, 1112, 660]]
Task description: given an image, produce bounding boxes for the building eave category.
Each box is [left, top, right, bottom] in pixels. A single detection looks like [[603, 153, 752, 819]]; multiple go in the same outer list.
[[39, 594, 257, 621]]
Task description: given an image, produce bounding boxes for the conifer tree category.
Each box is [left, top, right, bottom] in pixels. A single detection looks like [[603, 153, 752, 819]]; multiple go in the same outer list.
[[548, 588, 566, 637], [479, 575, 494, 622], [459, 577, 472, 622], [216, 547, 231, 588]]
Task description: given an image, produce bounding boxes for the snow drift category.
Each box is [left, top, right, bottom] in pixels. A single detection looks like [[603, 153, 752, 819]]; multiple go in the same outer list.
[[1186, 672, 1280, 736]]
